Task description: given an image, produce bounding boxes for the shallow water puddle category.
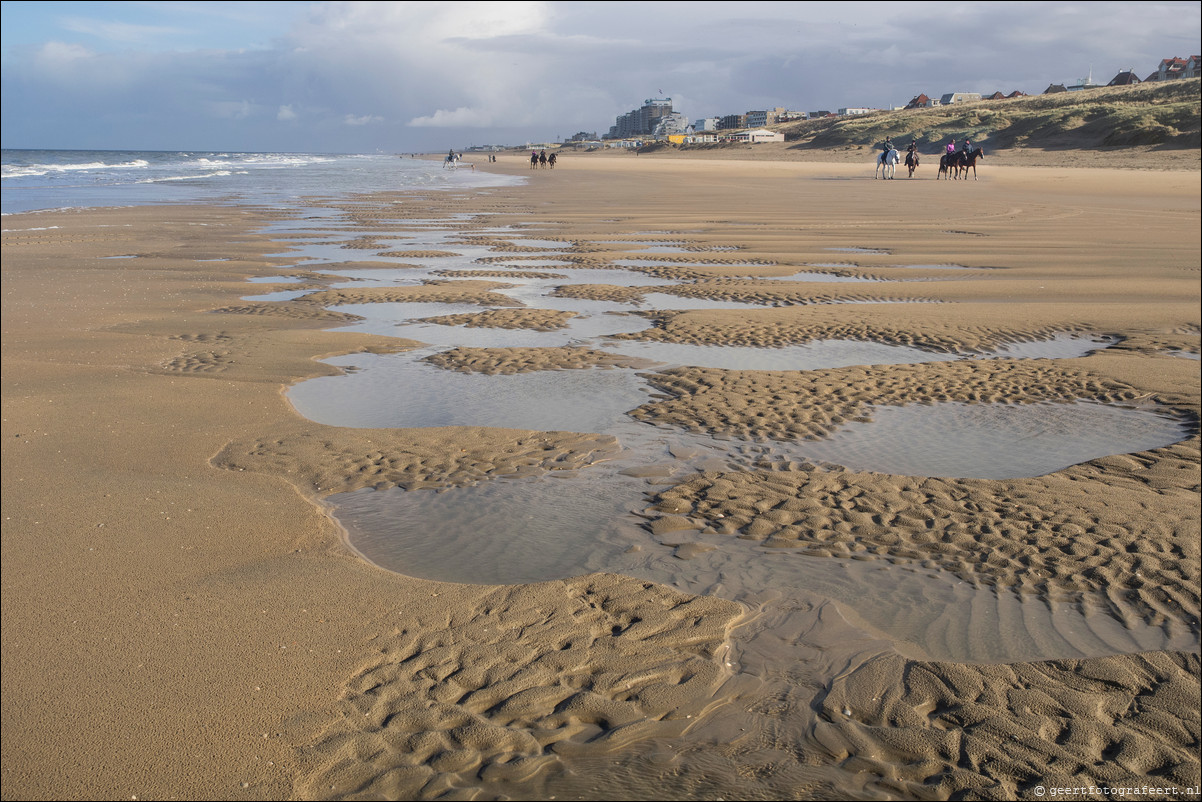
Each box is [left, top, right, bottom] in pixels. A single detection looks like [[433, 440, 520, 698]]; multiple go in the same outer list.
[[270, 213, 1195, 662], [241, 289, 315, 302], [328, 406, 1195, 662], [247, 275, 305, 284], [291, 352, 653, 432], [599, 338, 959, 371], [779, 400, 1188, 479]]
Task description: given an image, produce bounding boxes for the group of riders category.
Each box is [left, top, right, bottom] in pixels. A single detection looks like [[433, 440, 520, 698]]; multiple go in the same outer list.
[[879, 136, 981, 178], [530, 149, 556, 168]]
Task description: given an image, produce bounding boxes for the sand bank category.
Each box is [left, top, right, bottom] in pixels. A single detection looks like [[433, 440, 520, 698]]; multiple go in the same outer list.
[[2, 155, 1198, 800]]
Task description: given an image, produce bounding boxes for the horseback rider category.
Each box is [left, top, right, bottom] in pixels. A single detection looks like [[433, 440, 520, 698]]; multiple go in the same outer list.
[[946, 139, 956, 156], [906, 140, 918, 166], [961, 138, 972, 153], [881, 136, 894, 156]]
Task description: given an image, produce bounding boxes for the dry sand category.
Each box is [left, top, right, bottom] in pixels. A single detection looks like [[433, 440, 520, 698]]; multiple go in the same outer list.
[[2, 153, 1198, 801]]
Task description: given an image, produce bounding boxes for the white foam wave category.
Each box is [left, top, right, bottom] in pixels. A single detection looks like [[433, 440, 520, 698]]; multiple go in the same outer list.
[[2, 159, 149, 178], [135, 170, 234, 183]]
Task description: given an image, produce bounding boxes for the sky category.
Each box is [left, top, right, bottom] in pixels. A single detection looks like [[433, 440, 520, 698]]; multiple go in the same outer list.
[[2, 1, 1198, 154]]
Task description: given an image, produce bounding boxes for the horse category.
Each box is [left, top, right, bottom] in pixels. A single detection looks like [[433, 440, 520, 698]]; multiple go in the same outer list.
[[530, 152, 539, 169], [876, 147, 900, 180], [905, 149, 919, 178], [957, 147, 984, 180], [937, 150, 963, 180], [548, 152, 557, 169]]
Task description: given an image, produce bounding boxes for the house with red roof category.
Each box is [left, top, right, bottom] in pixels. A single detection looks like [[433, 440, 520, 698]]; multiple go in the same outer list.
[[1145, 56, 1201, 81]]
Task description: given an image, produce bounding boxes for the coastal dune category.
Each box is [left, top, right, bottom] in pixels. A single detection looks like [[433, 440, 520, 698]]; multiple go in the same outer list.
[[1, 154, 1198, 800]]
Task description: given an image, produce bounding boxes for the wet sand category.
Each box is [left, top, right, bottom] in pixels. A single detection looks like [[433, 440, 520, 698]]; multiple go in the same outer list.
[[2, 156, 1199, 800]]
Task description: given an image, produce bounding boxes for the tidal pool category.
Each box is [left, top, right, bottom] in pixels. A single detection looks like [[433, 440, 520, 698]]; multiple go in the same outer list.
[[268, 212, 1196, 663], [327, 399, 1195, 662]]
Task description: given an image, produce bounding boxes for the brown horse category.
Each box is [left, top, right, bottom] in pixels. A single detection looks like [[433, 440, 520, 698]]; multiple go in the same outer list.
[[957, 147, 984, 180], [905, 150, 919, 178]]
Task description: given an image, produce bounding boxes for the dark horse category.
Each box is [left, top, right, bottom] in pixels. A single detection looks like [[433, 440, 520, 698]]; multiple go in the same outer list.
[[937, 150, 962, 180], [905, 149, 919, 178], [957, 147, 984, 180]]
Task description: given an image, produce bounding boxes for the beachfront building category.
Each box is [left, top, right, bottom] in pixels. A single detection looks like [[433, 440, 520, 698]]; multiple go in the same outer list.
[[717, 113, 748, 131], [1145, 56, 1201, 81], [652, 111, 689, 137], [1108, 70, 1142, 87], [605, 98, 675, 140], [745, 107, 794, 127], [729, 129, 785, 143], [1067, 70, 1103, 91], [940, 92, 983, 105], [692, 117, 719, 132], [839, 107, 877, 116]]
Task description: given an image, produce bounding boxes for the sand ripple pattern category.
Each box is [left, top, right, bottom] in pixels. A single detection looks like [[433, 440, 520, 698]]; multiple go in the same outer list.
[[816, 650, 1201, 799], [213, 426, 620, 493], [414, 309, 577, 331], [207, 301, 362, 322], [294, 575, 743, 800], [632, 360, 1148, 441], [425, 346, 656, 375], [648, 437, 1200, 626], [301, 282, 522, 308], [615, 310, 1083, 351]]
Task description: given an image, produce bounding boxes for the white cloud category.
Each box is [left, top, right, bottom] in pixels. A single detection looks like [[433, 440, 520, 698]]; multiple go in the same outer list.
[[34, 41, 93, 65], [407, 107, 495, 128], [344, 113, 383, 126], [278, 105, 298, 121]]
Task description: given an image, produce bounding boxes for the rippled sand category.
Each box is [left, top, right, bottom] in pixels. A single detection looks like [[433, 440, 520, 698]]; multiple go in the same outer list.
[[2, 156, 1198, 800]]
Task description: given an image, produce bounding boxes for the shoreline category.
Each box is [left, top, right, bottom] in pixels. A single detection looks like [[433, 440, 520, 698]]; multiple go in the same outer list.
[[2, 156, 1199, 800]]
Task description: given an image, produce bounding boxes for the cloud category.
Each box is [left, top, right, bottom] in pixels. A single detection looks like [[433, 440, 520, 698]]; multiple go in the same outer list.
[[3, 1, 1198, 153], [33, 40, 93, 66], [407, 107, 494, 128]]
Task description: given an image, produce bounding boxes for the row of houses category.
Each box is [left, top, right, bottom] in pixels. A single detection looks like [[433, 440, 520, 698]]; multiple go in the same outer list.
[[1072, 55, 1201, 89], [907, 57, 1201, 107], [590, 56, 1200, 150]]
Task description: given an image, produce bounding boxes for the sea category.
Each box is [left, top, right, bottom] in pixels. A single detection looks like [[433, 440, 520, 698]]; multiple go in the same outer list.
[[1, 148, 521, 215]]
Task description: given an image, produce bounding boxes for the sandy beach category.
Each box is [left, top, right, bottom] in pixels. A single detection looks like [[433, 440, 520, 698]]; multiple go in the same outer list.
[[2, 154, 1199, 801]]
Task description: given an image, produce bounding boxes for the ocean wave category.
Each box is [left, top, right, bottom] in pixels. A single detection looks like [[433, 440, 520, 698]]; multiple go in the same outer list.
[[2, 159, 150, 179], [135, 170, 235, 183]]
